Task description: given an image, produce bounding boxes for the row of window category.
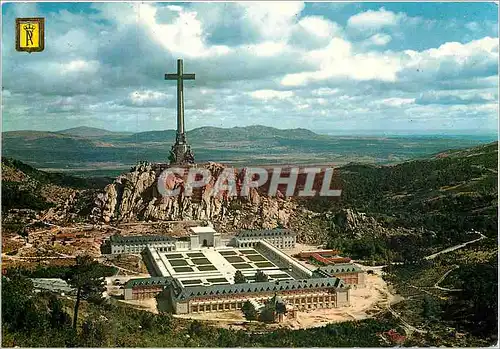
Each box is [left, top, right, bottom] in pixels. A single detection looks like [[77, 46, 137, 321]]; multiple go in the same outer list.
[[191, 302, 239, 312], [112, 247, 143, 253], [114, 242, 174, 247], [156, 247, 175, 252], [189, 297, 336, 313], [237, 241, 295, 249], [112, 243, 176, 254], [274, 242, 294, 249]]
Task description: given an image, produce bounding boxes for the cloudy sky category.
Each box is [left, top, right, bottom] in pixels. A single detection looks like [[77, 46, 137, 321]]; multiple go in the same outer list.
[[2, 2, 498, 135]]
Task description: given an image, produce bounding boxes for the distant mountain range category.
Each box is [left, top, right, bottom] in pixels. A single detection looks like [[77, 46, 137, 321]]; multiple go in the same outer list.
[[57, 126, 133, 138], [56, 125, 320, 141], [2, 125, 495, 176]]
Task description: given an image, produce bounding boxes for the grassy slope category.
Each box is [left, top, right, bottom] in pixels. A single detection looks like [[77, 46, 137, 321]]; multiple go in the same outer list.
[[1, 157, 112, 212]]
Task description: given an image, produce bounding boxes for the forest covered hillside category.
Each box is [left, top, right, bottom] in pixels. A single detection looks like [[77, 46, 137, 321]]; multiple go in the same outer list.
[[308, 142, 498, 237]]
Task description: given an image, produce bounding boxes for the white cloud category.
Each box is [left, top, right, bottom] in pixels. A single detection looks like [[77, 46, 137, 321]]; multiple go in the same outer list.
[[126, 90, 171, 107], [167, 5, 183, 12], [415, 89, 498, 105], [297, 16, 338, 38], [372, 97, 415, 107], [365, 33, 392, 46], [143, 4, 231, 57], [312, 88, 339, 96], [244, 41, 288, 57], [249, 89, 294, 100], [426, 36, 498, 59], [295, 103, 310, 110], [240, 2, 305, 41], [281, 38, 402, 86], [45, 96, 85, 113], [289, 15, 343, 50], [282, 35, 498, 89], [60, 60, 100, 74], [347, 7, 402, 31], [100, 3, 231, 58], [400, 36, 498, 82]]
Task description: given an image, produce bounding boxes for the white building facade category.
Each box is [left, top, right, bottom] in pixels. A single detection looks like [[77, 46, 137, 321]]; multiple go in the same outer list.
[[231, 229, 296, 249], [108, 235, 176, 254]]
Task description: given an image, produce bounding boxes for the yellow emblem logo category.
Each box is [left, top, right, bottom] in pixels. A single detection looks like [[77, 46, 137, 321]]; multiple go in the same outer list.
[[16, 17, 45, 53]]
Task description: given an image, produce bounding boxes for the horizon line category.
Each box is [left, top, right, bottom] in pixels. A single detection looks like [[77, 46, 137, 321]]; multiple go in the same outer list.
[[2, 124, 498, 138]]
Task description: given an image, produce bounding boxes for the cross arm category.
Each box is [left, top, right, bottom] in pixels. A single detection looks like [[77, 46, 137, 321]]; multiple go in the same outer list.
[[165, 73, 196, 80]]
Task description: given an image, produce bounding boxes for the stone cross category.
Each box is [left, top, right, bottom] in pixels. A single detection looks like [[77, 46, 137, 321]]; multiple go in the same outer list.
[[165, 59, 196, 165], [165, 59, 195, 145]]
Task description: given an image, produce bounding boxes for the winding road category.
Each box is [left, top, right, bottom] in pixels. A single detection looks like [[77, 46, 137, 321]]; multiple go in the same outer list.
[[423, 231, 486, 260], [363, 231, 487, 337]]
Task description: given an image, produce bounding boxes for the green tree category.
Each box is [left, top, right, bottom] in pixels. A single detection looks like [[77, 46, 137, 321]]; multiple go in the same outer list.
[[258, 306, 275, 323], [275, 299, 287, 318], [444, 258, 498, 337], [422, 295, 440, 323], [48, 294, 72, 329], [255, 270, 269, 282], [241, 300, 258, 321], [1, 275, 49, 332], [156, 312, 174, 332], [233, 270, 246, 284], [79, 313, 111, 347], [64, 255, 106, 329]]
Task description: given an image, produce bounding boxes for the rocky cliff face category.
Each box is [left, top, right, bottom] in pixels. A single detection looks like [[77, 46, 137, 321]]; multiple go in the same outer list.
[[42, 162, 392, 245], [88, 162, 300, 232]]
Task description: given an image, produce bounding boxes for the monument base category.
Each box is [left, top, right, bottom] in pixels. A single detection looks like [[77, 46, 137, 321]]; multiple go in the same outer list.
[[169, 142, 195, 165]]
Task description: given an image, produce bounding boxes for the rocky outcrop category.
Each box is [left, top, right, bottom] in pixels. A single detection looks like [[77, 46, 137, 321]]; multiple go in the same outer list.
[[88, 162, 300, 232], [328, 209, 379, 238], [42, 163, 379, 245], [326, 208, 427, 241]]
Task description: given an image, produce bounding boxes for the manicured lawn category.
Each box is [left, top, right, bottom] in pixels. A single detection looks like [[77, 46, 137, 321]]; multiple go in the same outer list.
[[239, 249, 258, 255], [233, 263, 253, 269], [207, 278, 228, 283], [197, 265, 217, 271], [181, 279, 202, 285], [255, 262, 275, 268], [191, 258, 211, 265], [225, 256, 245, 263], [165, 254, 183, 259], [246, 254, 266, 262], [173, 267, 194, 273], [168, 259, 189, 266], [219, 251, 237, 256], [187, 253, 204, 258]]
